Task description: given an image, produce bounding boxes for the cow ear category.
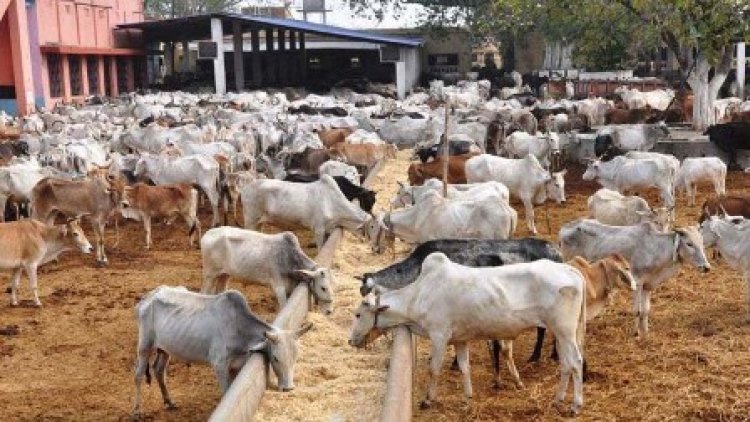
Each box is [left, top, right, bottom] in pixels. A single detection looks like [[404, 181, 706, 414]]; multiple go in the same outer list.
[[248, 340, 268, 352], [376, 305, 390, 313], [292, 269, 315, 281], [295, 322, 313, 339], [264, 331, 280, 344]]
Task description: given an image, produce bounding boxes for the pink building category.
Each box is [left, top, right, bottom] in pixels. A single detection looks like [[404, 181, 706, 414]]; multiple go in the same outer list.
[[0, 0, 145, 115]]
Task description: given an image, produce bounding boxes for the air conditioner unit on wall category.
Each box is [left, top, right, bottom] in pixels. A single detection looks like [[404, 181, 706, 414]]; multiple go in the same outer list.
[[380, 46, 401, 63]]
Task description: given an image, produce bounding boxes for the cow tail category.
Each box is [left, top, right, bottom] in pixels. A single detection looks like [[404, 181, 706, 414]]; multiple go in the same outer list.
[[188, 188, 199, 238], [576, 279, 587, 370]]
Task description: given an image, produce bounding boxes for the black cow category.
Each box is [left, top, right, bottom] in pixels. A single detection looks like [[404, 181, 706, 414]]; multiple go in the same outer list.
[[0, 140, 29, 162], [705, 122, 750, 170], [594, 134, 625, 161], [288, 105, 348, 117], [282, 174, 376, 213], [414, 140, 474, 163], [358, 237, 564, 384]]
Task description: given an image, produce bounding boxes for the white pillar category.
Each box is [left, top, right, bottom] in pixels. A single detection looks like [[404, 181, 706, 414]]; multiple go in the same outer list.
[[181, 40, 189, 72], [395, 60, 406, 100], [211, 17, 226, 95], [737, 42, 745, 100]]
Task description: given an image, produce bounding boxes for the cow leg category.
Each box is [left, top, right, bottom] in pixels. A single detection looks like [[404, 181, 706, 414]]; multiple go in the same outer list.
[[273, 284, 289, 309], [9, 268, 22, 306], [454, 342, 473, 399], [528, 326, 546, 362], [25, 264, 42, 307], [153, 350, 177, 410], [523, 199, 537, 235], [501, 340, 523, 389], [132, 348, 151, 417], [143, 215, 152, 250], [213, 362, 232, 394], [554, 336, 583, 415], [185, 212, 201, 248], [639, 289, 652, 337], [421, 337, 447, 409], [314, 227, 327, 250], [632, 286, 643, 337]]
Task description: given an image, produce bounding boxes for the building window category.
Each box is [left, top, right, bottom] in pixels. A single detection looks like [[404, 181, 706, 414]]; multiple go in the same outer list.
[[308, 56, 321, 69], [350, 57, 361, 69], [87, 56, 99, 94], [69, 56, 83, 96], [427, 54, 459, 74], [47, 54, 63, 98]]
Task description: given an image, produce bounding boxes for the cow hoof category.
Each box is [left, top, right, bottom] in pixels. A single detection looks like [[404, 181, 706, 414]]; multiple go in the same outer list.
[[527, 354, 541, 363], [10, 302, 18, 307], [165, 403, 177, 411], [33, 302, 42, 308], [419, 400, 432, 409], [491, 381, 502, 390], [95, 261, 107, 268]]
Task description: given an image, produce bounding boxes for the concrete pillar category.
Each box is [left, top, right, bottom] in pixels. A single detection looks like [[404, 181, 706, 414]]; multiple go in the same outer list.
[[164, 42, 174, 75], [8, 0, 36, 114], [265, 28, 275, 86], [210, 17, 227, 95], [277, 29, 286, 85], [181, 40, 190, 72], [395, 60, 406, 100], [81, 57, 90, 96], [289, 31, 297, 85], [232, 21, 244, 92], [299, 32, 306, 86], [97, 56, 106, 96], [738, 42, 746, 100], [109, 57, 118, 96], [61, 54, 72, 102], [251, 29, 262, 87]]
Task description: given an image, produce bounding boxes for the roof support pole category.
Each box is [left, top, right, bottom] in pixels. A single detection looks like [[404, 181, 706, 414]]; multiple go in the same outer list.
[[737, 42, 745, 100], [180, 40, 190, 72], [395, 59, 406, 100], [250, 29, 262, 87], [232, 21, 244, 92], [211, 17, 226, 95], [288, 30, 297, 85], [265, 27, 275, 86], [299, 32, 307, 87], [277, 29, 286, 86]]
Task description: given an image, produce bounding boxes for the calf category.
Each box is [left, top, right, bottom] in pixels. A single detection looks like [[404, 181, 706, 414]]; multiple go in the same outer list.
[[329, 142, 397, 170], [0, 219, 92, 306], [583, 156, 675, 207], [317, 127, 354, 148], [349, 255, 586, 415], [587, 188, 672, 231], [407, 153, 476, 185], [120, 183, 201, 249], [674, 157, 727, 206], [699, 195, 750, 223], [201, 227, 334, 313], [132, 286, 313, 416]]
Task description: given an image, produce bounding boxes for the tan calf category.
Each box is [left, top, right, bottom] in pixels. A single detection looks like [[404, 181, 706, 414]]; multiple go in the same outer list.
[[0, 219, 92, 306], [121, 183, 201, 249], [318, 128, 354, 148], [328, 142, 397, 170]]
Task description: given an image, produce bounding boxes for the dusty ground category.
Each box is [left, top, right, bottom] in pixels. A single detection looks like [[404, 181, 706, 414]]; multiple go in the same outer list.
[[2, 149, 750, 421]]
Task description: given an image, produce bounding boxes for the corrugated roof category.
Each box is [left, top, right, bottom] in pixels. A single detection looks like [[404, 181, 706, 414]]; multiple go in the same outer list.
[[117, 13, 423, 47]]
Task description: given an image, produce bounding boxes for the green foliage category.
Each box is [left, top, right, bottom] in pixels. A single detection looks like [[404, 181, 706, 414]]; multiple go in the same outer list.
[[145, 0, 243, 18]]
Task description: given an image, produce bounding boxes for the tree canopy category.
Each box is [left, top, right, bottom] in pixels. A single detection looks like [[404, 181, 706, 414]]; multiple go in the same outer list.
[[145, 0, 244, 19]]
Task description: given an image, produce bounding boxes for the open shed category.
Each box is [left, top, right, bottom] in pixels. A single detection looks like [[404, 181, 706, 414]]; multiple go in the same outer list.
[[117, 13, 423, 98]]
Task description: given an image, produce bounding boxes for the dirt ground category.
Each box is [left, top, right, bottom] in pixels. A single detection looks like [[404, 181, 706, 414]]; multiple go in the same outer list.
[[2, 150, 750, 421]]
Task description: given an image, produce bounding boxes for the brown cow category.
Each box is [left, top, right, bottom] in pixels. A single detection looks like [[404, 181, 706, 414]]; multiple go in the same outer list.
[[605, 107, 661, 124], [329, 142, 397, 170], [31, 173, 125, 266], [318, 128, 354, 148], [120, 183, 201, 250], [699, 195, 750, 224], [407, 153, 477, 185], [0, 218, 92, 306], [728, 111, 750, 123], [285, 147, 333, 174]]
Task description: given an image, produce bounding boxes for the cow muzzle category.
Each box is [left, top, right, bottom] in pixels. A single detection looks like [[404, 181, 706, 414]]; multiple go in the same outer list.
[[82, 244, 94, 254], [699, 265, 711, 273]]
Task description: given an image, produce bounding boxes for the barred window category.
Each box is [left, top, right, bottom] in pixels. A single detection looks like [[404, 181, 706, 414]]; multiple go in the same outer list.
[[69, 55, 82, 96], [47, 54, 63, 98], [87, 56, 99, 94]]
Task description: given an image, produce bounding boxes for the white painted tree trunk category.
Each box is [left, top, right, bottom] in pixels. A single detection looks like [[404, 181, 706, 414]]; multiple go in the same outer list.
[[687, 49, 732, 131]]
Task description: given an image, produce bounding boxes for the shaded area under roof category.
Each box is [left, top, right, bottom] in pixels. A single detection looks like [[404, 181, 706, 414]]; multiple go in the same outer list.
[[117, 12, 423, 47]]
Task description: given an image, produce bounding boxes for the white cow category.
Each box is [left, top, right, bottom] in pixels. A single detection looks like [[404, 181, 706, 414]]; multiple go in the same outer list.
[[319, 160, 360, 186], [466, 154, 566, 234], [582, 156, 675, 207], [674, 157, 727, 206], [132, 286, 312, 416], [200, 227, 334, 313], [134, 154, 222, 226], [348, 254, 586, 414], [503, 131, 561, 168], [367, 191, 516, 253], [390, 179, 510, 209], [700, 215, 750, 321], [587, 188, 672, 231], [614, 87, 675, 111], [241, 175, 371, 249], [596, 123, 670, 153], [559, 219, 710, 336]]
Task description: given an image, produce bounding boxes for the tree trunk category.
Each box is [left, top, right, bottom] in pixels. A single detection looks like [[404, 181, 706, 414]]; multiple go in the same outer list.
[[687, 47, 733, 131]]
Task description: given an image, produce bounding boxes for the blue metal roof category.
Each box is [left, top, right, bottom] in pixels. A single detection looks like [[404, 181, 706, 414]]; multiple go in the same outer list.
[[117, 13, 423, 47]]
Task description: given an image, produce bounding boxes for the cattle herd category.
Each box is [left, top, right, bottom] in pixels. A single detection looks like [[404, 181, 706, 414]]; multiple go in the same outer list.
[[1, 79, 750, 418]]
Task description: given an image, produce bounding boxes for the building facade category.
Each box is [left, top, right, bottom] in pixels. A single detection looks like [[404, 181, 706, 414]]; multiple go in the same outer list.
[[0, 0, 145, 115]]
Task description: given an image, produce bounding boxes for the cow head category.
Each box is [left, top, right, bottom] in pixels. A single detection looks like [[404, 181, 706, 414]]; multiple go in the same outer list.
[[62, 218, 94, 254], [348, 294, 390, 348], [365, 213, 394, 254], [292, 268, 334, 315], [390, 181, 415, 209], [545, 169, 567, 204], [699, 213, 748, 248], [636, 206, 673, 232], [249, 322, 313, 392], [582, 160, 600, 181], [674, 226, 711, 273]]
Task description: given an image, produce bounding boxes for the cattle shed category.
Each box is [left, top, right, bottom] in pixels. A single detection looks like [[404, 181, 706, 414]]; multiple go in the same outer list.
[[116, 13, 423, 98]]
